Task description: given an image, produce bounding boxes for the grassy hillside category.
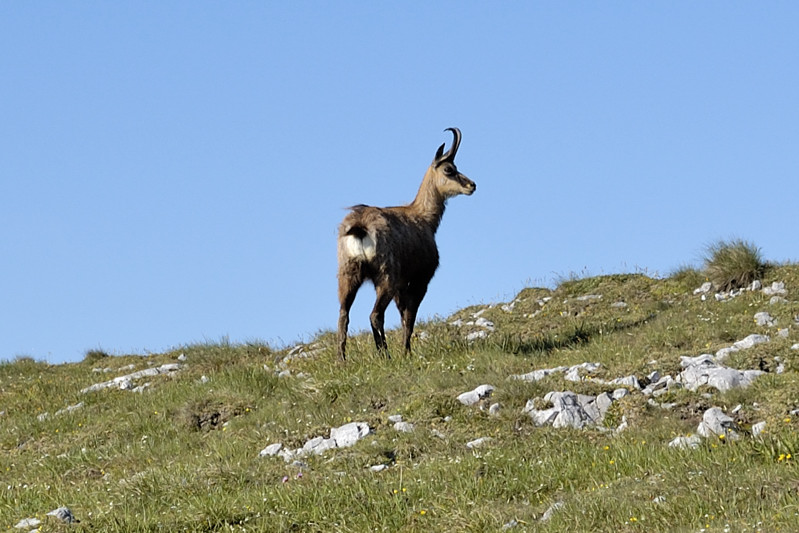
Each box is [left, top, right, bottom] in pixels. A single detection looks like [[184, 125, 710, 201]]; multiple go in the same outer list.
[[2, 259, 799, 532]]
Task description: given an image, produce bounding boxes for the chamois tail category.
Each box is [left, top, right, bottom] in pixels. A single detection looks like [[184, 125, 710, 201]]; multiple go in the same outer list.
[[340, 224, 377, 262]]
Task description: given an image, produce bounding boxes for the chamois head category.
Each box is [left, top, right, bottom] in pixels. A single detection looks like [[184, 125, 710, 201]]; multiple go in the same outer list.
[[428, 127, 476, 199]]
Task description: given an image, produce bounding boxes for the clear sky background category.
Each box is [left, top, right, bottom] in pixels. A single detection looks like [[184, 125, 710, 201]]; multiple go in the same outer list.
[[3, 3, 797, 365]]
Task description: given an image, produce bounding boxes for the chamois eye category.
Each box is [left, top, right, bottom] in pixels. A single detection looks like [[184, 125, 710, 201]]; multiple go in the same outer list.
[[443, 166, 454, 176]]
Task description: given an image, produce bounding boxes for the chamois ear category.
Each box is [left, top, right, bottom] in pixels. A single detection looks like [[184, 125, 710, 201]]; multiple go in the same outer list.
[[433, 142, 447, 165]]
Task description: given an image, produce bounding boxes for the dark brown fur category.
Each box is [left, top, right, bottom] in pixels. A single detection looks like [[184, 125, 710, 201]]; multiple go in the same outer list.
[[337, 128, 476, 360]]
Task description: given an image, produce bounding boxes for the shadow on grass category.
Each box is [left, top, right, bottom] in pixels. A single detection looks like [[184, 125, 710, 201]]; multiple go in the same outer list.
[[488, 313, 658, 356]]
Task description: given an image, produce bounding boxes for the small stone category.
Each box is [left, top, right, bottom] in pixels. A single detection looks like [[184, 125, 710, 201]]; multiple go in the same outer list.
[[752, 421, 767, 437], [466, 437, 492, 449], [14, 517, 42, 529], [608, 375, 641, 389], [679, 356, 763, 392], [616, 415, 630, 432], [259, 443, 283, 457], [754, 312, 775, 327], [668, 435, 702, 449], [393, 421, 415, 433], [763, 281, 787, 296], [387, 414, 403, 423], [47, 506, 78, 524], [611, 388, 629, 401], [466, 330, 488, 341], [474, 317, 495, 330], [697, 407, 738, 439], [370, 464, 388, 472], [457, 384, 495, 406], [302, 436, 336, 455], [431, 429, 447, 439], [527, 406, 558, 426], [488, 403, 502, 416], [715, 334, 770, 361], [643, 375, 674, 396], [509, 366, 567, 382], [694, 282, 713, 295], [330, 421, 371, 448], [564, 362, 601, 382], [177, 353, 187, 361], [540, 501, 564, 522]]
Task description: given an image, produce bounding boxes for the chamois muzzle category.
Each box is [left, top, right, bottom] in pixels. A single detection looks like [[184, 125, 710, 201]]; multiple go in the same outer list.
[[462, 177, 476, 195]]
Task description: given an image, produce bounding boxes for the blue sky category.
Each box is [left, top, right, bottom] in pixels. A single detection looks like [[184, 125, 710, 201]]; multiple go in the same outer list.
[[3, 3, 798, 364]]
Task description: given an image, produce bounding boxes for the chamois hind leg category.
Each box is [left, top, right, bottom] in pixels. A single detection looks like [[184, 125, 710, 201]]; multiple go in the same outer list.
[[397, 283, 428, 354], [370, 285, 394, 358], [337, 269, 362, 361]]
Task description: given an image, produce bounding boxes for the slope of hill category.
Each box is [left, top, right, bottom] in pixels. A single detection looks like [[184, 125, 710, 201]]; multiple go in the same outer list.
[[2, 262, 799, 532]]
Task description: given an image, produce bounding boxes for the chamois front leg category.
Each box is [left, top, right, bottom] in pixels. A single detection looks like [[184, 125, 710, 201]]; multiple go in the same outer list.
[[370, 286, 394, 358], [397, 283, 428, 353]]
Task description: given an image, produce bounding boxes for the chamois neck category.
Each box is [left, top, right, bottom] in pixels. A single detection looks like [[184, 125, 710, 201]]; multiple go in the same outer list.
[[408, 170, 446, 231]]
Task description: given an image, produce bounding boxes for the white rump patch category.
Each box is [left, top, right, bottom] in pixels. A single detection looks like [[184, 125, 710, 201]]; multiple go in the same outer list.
[[342, 233, 377, 261]]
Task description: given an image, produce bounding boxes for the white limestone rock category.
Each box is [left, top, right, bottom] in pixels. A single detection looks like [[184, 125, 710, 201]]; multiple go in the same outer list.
[[668, 435, 702, 450], [678, 354, 763, 392], [80, 363, 181, 394], [47, 506, 78, 524], [715, 334, 770, 361], [261, 422, 371, 462], [752, 421, 767, 437], [697, 407, 739, 440], [331, 421, 371, 448], [524, 390, 618, 430], [466, 436, 492, 449], [754, 312, 775, 327], [457, 384, 495, 406], [393, 421, 415, 433], [694, 282, 713, 295], [259, 443, 284, 457], [13, 517, 41, 530], [763, 281, 787, 296]]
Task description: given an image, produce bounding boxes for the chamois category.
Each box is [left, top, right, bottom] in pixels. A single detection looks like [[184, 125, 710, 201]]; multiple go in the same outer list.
[[336, 127, 476, 360]]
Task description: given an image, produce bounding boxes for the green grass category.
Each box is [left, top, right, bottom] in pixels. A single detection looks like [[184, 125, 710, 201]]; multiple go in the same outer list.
[[2, 263, 799, 531]]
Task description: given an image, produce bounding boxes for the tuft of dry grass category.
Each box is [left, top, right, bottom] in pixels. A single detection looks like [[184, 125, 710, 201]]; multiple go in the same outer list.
[[703, 238, 766, 291]]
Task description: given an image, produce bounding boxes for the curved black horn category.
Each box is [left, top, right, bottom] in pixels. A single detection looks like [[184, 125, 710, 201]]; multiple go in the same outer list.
[[441, 127, 461, 161]]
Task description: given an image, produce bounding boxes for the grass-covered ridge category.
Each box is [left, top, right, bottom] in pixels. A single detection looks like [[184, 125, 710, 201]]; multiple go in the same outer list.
[[2, 259, 799, 532]]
